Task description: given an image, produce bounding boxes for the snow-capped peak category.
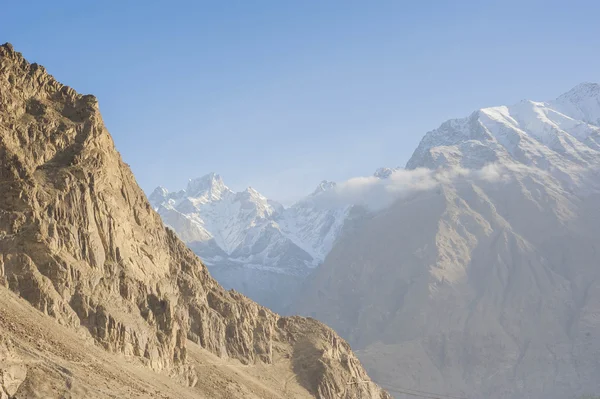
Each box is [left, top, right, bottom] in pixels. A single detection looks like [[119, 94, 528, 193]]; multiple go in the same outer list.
[[186, 172, 230, 200], [234, 186, 269, 203], [406, 82, 600, 172], [151, 171, 351, 284], [244, 186, 262, 196], [556, 82, 600, 102], [311, 180, 337, 196], [374, 167, 401, 179], [149, 186, 169, 204], [551, 82, 600, 126], [234, 186, 278, 218]]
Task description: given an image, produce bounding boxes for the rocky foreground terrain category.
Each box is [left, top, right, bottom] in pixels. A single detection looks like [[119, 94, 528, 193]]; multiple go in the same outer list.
[[0, 43, 390, 399]]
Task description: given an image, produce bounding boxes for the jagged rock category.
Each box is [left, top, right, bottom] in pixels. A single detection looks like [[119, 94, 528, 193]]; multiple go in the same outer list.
[[0, 43, 390, 399]]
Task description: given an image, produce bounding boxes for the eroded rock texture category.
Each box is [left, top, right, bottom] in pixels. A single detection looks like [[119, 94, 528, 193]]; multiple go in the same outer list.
[[0, 43, 389, 399]]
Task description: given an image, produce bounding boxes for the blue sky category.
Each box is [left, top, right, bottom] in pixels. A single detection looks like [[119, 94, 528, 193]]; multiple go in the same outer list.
[[3, 1, 600, 203]]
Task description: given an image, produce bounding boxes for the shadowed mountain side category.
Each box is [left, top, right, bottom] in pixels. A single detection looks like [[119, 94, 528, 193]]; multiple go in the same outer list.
[[293, 170, 600, 399]]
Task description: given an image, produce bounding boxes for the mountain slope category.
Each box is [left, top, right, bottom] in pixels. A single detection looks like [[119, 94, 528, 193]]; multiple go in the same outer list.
[[0, 43, 389, 399], [293, 85, 600, 399]]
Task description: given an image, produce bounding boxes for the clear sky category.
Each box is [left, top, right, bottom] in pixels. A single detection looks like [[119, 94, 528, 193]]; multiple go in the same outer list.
[[3, 1, 600, 203]]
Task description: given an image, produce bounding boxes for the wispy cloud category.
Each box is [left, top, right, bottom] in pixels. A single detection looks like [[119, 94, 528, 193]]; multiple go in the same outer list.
[[306, 164, 513, 211]]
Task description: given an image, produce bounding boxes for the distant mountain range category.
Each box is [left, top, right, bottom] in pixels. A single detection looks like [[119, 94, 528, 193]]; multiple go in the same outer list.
[[148, 172, 351, 312], [153, 83, 600, 399]]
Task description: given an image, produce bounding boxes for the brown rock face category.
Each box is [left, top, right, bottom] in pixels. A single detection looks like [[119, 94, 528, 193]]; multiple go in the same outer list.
[[0, 43, 390, 399]]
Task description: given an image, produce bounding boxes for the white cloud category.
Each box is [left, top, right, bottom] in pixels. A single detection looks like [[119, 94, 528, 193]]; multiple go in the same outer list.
[[307, 164, 519, 211]]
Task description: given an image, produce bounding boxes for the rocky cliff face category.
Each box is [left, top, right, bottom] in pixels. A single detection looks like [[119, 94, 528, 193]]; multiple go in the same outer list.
[[0, 43, 389, 399]]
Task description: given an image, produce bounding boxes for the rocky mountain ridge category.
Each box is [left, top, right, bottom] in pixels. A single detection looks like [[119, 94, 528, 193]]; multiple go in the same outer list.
[[0, 43, 389, 399]]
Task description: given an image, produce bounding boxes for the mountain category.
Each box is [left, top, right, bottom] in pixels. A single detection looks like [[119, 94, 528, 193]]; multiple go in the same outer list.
[[149, 175, 350, 313], [0, 43, 389, 399], [292, 84, 600, 399], [407, 83, 600, 174], [373, 167, 402, 179]]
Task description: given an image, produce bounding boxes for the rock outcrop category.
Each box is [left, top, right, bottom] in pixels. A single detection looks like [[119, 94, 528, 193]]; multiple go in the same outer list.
[[0, 43, 389, 399]]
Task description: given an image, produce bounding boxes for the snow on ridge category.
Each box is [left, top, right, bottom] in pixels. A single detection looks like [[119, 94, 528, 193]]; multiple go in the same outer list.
[[374, 167, 402, 179], [406, 83, 600, 173], [310, 180, 337, 196], [551, 82, 600, 127], [149, 173, 350, 273]]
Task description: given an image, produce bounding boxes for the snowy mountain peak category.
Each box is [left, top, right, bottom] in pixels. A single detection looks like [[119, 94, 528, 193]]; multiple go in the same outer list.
[[244, 186, 261, 196], [235, 186, 266, 201], [186, 172, 230, 200], [407, 83, 600, 171], [552, 82, 600, 126], [151, 172, 351, 312], [311, 180, 337, 196], [235, 186, 272, 209], [557, 82, 600, 101], [374, 167, 401, 179], [149, 186, 169, 204]]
